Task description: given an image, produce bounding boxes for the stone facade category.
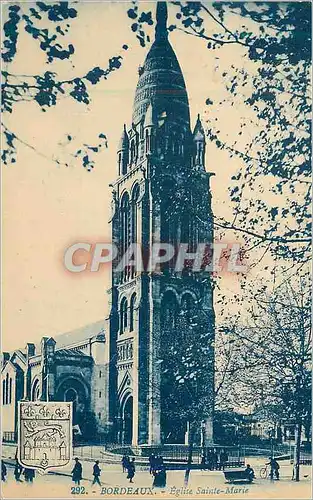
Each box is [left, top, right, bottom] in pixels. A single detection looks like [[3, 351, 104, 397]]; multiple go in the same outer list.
[[2, 2, 215, 448], [1, 321, 109, 441], [107, 2, 215, 447]]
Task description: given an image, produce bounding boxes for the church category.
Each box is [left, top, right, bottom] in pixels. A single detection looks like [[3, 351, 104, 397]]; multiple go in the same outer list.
[[2, 2, 215, 448]]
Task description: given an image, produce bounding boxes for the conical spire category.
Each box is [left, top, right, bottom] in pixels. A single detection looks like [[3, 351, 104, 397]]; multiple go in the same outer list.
[[193, 114, 205, 141], [155, 2, 168, 40], [118, 124, 129, 150]]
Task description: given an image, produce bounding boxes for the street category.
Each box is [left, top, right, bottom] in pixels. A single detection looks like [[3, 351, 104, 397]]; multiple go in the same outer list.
[[1, 459, 311, 499]]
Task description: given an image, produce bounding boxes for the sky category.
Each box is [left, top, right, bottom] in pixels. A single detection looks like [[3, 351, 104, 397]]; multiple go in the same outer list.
[[2, 1, 264, 352]]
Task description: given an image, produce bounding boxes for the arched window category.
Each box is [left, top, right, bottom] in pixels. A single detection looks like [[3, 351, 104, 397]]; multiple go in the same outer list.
[[31, 378, 40, 402], [131, 184, 140, 244], [130, 140, 136, 164], [2, 380, 5, 405], [130, 293, 136, 331], [181, 214, 190, 244], [120, 193, 130, 280], [161, 291, 178, 331], [5, 373, 9, 405], [118, 153, 122, 176], [180, 134, 185, 155], [120, 297, 128, 334], [9, 377, 12, 404], [181, 292, 198, 323], [145, 129, 149, 153], [65, 388, 78, 417]]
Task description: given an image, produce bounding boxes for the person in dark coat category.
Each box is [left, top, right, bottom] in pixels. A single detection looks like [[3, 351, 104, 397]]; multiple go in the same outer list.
[[72, 457, 83, 485], [245, 464, 255, 483], [1, 461, 7, 482], [219, 449, 228, 470], [24, 468, 35, 483], [126, 458, 135, 483], [148, 454, 156, 474], [200, 455, 206, 470], [121, 455, 128, 473], [92, 460, 101, 486], [207, 449, 214, 470], [212, 449, 219, 470], [14, 461, 23, 482], [152, 464, 167, 489]]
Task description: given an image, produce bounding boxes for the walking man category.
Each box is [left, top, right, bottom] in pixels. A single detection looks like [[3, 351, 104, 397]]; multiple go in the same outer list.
[[127, 458, 135, 483], [219, 449, 228, 470], [72, 457, 83, 485], [121, 455, 128, 473], [92, 460, 101, 487], [14, 461, 23, 482], [1, 461, 7, 482]]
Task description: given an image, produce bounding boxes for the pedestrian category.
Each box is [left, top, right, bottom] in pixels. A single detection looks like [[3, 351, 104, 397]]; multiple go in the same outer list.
[[72, 457, 83, 485], [267, 457, 280, 480], [152, 464, 167, 490], [207, 448, 214, 470], [127, 457, 135, 483], [121, 455, 128, 473], [200, 454, 206, 470], [92, 460, 101, 487], [14, 461, 23, 482], [23, 468, 30, 483], [245, 464, 255, 483], [1, 461, 7, 482], [219, 449, 228, 470], [212, 449, 218, 470], [148, 454, 155, 474], [24, 468, 35, 483]]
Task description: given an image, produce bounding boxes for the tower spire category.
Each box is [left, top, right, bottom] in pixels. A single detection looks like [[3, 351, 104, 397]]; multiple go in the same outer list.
[[155, 2, 168, 40]]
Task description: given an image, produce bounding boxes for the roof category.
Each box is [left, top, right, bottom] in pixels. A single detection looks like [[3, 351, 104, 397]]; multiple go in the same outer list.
[[132, 3, 190, 127], [53, 320, 105, 349], [55, 349, 90, 358], [31, 320, 105, 354]]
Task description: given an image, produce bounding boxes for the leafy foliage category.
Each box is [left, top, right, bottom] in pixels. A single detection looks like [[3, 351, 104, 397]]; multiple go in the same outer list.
[[130, 1, 311, 265], [177, 1, 311, 264], [1, 1, 127, 169]]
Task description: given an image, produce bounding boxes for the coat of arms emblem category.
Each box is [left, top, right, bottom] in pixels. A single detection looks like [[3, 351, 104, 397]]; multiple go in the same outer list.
[[18, 401, 72, 472]]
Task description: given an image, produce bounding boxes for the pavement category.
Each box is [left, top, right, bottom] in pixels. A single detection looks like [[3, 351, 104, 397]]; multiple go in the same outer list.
[[1, 454, 311, 500]]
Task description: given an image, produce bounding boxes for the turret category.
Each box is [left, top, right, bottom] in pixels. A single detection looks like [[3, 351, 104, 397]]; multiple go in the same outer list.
[[192, 114, 206, 169], [117, 124, 129, 176]]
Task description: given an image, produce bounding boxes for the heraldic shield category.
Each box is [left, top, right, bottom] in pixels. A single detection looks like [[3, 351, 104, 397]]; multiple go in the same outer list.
[[18, 401, 73, 472]]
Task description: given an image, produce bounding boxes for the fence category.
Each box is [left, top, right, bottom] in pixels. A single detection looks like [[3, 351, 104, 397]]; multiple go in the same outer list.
[[2, 432, 17, 443], [106, 444, 245, 466]]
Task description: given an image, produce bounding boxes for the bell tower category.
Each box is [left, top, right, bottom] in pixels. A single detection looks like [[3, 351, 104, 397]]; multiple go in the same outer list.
[[108, 1, 215, 446]]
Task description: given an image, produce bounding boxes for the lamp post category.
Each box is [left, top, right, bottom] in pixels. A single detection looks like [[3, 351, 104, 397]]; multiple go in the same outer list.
[[269, 428, 275, 458], [201, 420, 206, 459]]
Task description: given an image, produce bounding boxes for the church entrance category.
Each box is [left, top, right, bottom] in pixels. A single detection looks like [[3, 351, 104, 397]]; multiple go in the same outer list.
[[122, 395, 133, 445]]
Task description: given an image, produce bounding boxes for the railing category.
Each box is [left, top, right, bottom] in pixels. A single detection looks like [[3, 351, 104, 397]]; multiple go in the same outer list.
[[2, 432, 17, 443], [107, 444, 245, 465]]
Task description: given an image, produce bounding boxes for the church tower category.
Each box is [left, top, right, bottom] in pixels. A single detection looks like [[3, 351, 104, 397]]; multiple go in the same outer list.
[[107, 2, 215, 446]]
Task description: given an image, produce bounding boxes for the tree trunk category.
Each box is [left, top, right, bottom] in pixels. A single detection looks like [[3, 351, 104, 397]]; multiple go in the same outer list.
[[293, 422, 302, 481], [184, 425, 195, 487]]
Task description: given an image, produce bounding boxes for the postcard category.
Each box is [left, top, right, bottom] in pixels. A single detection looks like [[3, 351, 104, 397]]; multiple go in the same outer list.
[[1, 1, 311, 499]]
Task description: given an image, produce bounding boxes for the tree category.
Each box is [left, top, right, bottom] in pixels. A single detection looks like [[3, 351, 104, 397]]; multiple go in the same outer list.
[[129, 1, 311, 266], [1, 1, 127, 169], [159, 300, 214, 486], [3, 2, 310, 263], [215, 272, 311, 480]]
